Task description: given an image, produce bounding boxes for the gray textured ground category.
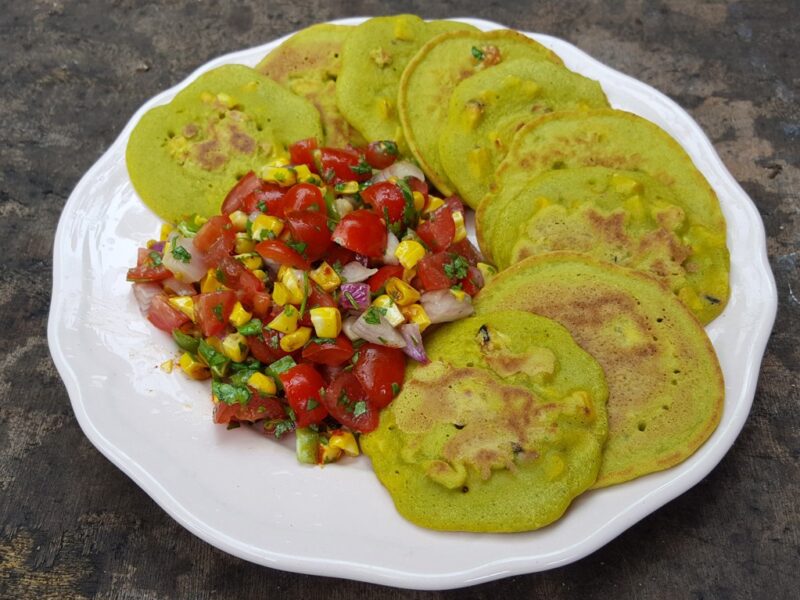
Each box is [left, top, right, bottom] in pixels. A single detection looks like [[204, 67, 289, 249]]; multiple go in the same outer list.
[[1, 1, 798, 598]]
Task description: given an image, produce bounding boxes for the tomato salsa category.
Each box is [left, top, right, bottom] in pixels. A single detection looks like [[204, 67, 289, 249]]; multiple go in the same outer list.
[[127, 138, 489, 464]]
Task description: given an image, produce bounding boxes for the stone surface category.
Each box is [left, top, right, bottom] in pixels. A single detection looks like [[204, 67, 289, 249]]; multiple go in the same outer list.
[[1, 1, 797, 598]]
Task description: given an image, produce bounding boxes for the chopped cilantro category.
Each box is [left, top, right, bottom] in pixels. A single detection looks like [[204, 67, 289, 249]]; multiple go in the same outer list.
[[338, 390, 351, 407], [212, 303, 223, 322], [306, 398, 319, 411], [391, 382, 401, 396], [344, 291, 360, 310], [350, 156, 373, 175], [376, 140, 398, 156], [352, 401, 368, 417], [215, 267, 226, 283], [148, 251, 162, 266], [171, 244, 192, 263], [286, 240, 307, 256], [176, 218, 201, 237], [363, 306, 386, 325], [237, 318, 263, 336], [268, 355, 296, 375], [298, 271, 310, 318], [310, 337, 336, 345], [471, 46, 485, 61], [212, 381, 251, 405], [443, 255, 469, 280], [272, 419, 294, 439], [197, 340, 229, 378]]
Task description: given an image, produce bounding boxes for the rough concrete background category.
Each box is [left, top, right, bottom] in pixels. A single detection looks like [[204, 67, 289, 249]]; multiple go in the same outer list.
[[1, 1, 797, 598]]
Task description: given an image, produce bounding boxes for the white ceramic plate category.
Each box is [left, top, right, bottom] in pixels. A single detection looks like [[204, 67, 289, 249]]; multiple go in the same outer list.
[[48, 17, 777, 590]]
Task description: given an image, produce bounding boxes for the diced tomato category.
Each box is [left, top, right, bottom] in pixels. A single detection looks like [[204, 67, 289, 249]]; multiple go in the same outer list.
[[284, 210, 331, 262], [216, 256, 265, 299], [255, 239, 310, 270], [282, 183, 326, 214], [279, 364, 329, 428], [444, 195, 466, 215], [127, 248, 172, 282], [302, 335, 354, 366], [308, 283, 336, 309], [416, 252, 456, 291], [245, 184, 287, 216], [318, 147, 371, 183], [147, 294, 190, 332], [331, 210, 387, 258], [353, 344, 405, 409], [194, 290, 237, 337], [367, 264, 404, 293], [324, 244, 356, 269], [361, 181, 406, 223], [250, 291, 272, 319], [246, 326, 288, 363], [193, 215, 235, 258], [461, 265, 484, 296], [213, 395, 285, 424], [364, 140, 399, 170], [289, 138, 318, 170], [321, 371, 378, 433], [447, 238, 483, 266], [221, 172, 262, 214], [417, 205, 455, 252]]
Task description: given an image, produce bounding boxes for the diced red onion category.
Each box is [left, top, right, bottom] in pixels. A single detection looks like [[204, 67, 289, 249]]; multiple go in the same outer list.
[[421, 290, 474, 324], [162, 276, 196, 297], [371, 160, 425, 184], [382, 231, 400, 265], [340, 261, 377, 283], [161, 234, 207, 283], [150, 241, 165, 253], [132, 282, 163, 316], [400, 323, 428, 363], [350, 312, 406, 348], [339, 283, 371, 312]]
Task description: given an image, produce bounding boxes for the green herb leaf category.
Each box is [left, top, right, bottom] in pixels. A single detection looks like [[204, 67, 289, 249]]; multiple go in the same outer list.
[[306, 398, 319, 411], [443, 255, 469, 280], [237, 318, 263, 336], [148, 251, 163, 266], [350, 156, 373, 175], [363, 306, 385, 325], [286, 240, 308, 256], [212, 381, 251, 405], [212, 303, 223, 322], [471, 46, 485, 61], [391, 382, 401, 396], [171, 244, 192, 263], [352, 400, 368, 417], [267, 355, 296, 375]]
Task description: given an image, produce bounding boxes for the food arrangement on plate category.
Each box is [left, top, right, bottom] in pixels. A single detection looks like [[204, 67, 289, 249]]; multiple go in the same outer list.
[[123, 14, 729, 534]]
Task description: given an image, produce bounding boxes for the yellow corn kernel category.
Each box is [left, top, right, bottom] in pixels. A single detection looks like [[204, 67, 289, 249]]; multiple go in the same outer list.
[[412, 191, 425, 212], [160, 359, 174, 373], [309, 262, 341, 292], [319, 441, 343, 464], [268, 306, 299, 334], [309, 307, 342, 338], [247, 371, 277, 396], [451, 209, 467, 243], [205, 336, 224, 354], [402, 267, 417, 282], [279, 268, 306, 304], [611, 173, 643, 196], [272, 281, 290, 306], [234, 232, 256, 254], [235, 252, 263, 271], [251, 269, 268, 282], [400, 303, 432, 332], [260, 165, 297, 187], [221, 332, 248, 362], [168, 296, 195, 321], [335, 180, 360, 194], [228, 302, 252, 327], [477, 262, 497, 283], [450, 288, 467, 302], [329, 431, 360, 457], [280, 326, 312, 352], [424, 195, 445, 214], [294, 164, 322, 185], [385, 277, 421, 306], [251, 214, 284, 241], [372, 295, 405, 327], [178, 352, 210, 380], [267, 154, 291, 168], [228, 210, 248, 231], [395, 240, 426, 269], [200, 268, 229, 293], [159, 223, 174, 241], [191, 214, 208, 228], [216, 92, 237, 108]]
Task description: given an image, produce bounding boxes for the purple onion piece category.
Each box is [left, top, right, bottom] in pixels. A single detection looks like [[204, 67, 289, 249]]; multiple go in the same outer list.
[[339, 282, 371, 312], [150, 241, 165, 253], [400, 323, 428, 363]]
